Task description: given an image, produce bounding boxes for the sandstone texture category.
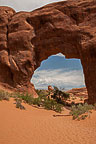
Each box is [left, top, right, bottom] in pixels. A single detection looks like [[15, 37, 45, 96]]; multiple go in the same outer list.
[[48, 85, 54, 91], [66, 87, 88, 98], [0, 0, 96, 103]]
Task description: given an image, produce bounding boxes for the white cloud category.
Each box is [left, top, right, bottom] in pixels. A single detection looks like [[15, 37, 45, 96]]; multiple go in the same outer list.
[[55, 53, 65, 57], [0, 0, 65, 11], [31, 69, 85, 90]]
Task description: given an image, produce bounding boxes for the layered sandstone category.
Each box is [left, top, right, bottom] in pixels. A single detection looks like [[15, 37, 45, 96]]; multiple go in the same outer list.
[[66, 87, 88, 98], [0, 0, 96, 103]]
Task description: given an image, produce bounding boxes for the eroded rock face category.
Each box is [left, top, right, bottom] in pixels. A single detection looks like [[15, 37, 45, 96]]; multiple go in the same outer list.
[[66, 87, 88, 98], [0, 0, 96, 103]]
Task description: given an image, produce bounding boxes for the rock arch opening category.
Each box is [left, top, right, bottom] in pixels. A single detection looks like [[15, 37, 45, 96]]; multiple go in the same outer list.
[[31, 53, 85, 90]]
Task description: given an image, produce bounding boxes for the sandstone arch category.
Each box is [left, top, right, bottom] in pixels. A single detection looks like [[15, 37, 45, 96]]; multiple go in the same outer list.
[[0, 0, 96, 103]]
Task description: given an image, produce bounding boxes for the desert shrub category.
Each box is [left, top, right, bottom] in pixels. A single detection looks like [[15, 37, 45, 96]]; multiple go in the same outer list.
[[14, 93, 34, 105], [70, 103, 94, 120], [80, 115, 88, 120], [51, 86, 69, 103], [31, 96, 63, 112], [54, 103, 63, 113], [36, 88, 64, 112], [43, 98, 63, 112], [13, 92, 63, 113], [32, 97, 43, 107], [15, 98, 25, 110], [36, 89, 50, 99], [0, 90, 10, 101], [77, 114, 88, 121]]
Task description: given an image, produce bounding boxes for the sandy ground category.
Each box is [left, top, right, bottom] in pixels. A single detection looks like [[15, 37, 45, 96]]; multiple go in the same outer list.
[[0, 98, 96, 144]]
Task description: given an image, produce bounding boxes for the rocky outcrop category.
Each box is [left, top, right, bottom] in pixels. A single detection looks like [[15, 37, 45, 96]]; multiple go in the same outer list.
[[48, 85, 53, 91], [66, 87, 88, 98], [0, 0, 96, 103]]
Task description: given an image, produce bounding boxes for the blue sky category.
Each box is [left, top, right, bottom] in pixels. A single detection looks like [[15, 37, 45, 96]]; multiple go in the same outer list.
[[0, 0, 85, 90], [32, 53, 85, 90]]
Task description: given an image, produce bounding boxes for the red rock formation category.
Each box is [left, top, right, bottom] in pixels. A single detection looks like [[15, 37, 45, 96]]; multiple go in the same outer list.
[[48, 85, 53, 91], [66, 87, 88, 98], [0, 0, 96, 103]]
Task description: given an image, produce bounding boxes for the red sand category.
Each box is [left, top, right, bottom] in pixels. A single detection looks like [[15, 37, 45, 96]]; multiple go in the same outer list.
[[0, 98, 96, 144]]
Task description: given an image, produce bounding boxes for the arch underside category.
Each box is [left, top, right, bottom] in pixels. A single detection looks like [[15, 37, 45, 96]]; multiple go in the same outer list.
[[0, 0, 96, 103]]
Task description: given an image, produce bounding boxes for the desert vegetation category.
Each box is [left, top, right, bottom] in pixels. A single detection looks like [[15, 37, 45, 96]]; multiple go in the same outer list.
[[15, 98, 25, 110], [0, 87, 96, 120], [0, 90, 10, 101], [13, 91, 63, 113], [70, 103, 94, 120]]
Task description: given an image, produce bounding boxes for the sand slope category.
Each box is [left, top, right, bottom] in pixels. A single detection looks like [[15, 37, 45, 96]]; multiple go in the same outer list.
[[0, 98, 96, 144]]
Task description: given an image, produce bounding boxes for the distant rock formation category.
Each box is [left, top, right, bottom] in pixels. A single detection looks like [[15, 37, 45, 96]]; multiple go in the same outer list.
[[48, 85, 53, 91], [66, 87, 88, 98], [0, 0, 96, 103]]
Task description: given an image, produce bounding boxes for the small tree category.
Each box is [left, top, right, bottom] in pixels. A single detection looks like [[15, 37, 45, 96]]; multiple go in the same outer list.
[[52, 86, 69, 103]]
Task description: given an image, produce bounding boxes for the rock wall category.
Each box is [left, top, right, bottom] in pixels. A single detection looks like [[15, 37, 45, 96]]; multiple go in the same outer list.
[[0, 0, 96, 103]]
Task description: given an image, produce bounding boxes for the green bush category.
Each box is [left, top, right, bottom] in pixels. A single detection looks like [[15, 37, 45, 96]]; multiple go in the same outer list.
[[0, 90, 10, 101], [32, 97, 43, 107], [15, 98, 25, 110], [51, 86, 69, 103], [14, 93, 34, 105], [43, 99, 63, 112], [13, 92, 63, 113], [1, 89, 96, 116], [36, 89, 49, 99], [70, 103, 94, 120]]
